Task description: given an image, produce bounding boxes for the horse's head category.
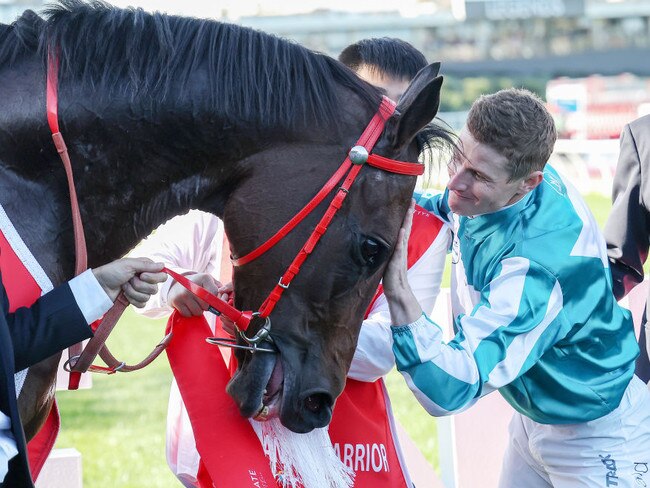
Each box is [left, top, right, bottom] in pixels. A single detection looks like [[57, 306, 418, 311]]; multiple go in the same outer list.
[[0, 0, 447, 434], [223, 64, 446, 433]]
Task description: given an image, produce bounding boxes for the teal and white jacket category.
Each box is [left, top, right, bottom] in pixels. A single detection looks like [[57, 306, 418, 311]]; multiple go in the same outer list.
[[392, 166, 639, 424]]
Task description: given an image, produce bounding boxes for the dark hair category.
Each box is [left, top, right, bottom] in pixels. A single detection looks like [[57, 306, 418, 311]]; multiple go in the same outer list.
[[338, 37, 427, 81], [0, 0, 381, 134], [466, 88, 557, 180]]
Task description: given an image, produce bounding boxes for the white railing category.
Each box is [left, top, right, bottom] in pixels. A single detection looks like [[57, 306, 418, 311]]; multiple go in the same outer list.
[[421, 138, 621, 197]]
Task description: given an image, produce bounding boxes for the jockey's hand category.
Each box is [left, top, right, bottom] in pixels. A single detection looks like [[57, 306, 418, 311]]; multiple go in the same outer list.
[[217, 282, 236, 337], [382, 200, 423, 325], [168, 273, 223, 317], [92, 258, 167, 307]]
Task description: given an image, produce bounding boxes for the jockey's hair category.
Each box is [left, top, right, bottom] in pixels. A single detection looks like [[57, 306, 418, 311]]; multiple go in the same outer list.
[[338, 37, 428, 81], [466, 88, 557, 181]]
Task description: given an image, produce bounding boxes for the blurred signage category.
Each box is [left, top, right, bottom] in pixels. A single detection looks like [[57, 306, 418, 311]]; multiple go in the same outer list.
[[547, 74, 650, 139], [458, 0, 585, 20]]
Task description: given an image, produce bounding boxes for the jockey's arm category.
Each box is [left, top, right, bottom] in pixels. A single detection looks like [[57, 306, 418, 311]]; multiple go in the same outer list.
[[348, 217, 449, 382], [388, 254, 570, 416]]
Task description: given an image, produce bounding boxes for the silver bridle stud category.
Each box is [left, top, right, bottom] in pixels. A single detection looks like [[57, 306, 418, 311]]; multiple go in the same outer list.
[[349, 145, 369, 165]]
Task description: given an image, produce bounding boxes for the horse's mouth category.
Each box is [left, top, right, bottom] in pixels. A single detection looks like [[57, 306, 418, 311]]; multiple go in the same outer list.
[[254, 356, 284, 421]]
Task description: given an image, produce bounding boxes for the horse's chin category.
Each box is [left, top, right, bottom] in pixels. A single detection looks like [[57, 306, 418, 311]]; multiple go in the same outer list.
[[227, 343, 334, 433], [226, 347, 282, 420]]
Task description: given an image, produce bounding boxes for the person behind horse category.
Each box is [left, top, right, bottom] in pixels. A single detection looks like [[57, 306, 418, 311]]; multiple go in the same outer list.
[[604, 113, 650, 386], [382, 88, 650, 487], [338, 37, 427, 102], [1, 258, 167, 487], [131, 37, 449, 487]]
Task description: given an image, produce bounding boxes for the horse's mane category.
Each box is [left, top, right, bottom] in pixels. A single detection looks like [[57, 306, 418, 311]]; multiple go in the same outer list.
[[0, 0, 382, 132]]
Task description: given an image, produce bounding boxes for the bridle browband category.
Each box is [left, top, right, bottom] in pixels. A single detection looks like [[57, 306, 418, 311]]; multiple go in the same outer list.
[[46, 48, 424, 376]]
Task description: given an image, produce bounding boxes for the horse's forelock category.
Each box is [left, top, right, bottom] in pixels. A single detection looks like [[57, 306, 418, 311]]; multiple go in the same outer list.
[[416, 120, 457, 184], [3, 0, 382, 135]]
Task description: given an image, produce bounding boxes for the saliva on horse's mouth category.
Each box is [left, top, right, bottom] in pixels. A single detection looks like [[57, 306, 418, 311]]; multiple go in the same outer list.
[[254, 355, 284, 421]]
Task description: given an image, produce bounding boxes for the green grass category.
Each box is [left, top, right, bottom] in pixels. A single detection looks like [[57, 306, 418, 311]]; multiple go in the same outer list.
[[584, 193, 612, 230], [55, 193, 612, 486], [55, 309, 177, 487]]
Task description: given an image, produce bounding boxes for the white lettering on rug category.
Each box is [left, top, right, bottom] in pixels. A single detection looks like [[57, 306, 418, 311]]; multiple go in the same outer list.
[[332, 443, 390, 472]]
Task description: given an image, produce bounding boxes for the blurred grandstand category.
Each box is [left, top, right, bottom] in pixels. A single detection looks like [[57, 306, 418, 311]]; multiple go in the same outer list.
[[3, 0, 647, 194]]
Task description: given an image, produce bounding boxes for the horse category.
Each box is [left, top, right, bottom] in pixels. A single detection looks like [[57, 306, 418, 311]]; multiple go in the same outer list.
[[0, 0, 450, 438]]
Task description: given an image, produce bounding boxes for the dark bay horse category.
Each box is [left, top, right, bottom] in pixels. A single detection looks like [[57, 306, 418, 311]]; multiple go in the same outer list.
[[0, 0, 449, 436]]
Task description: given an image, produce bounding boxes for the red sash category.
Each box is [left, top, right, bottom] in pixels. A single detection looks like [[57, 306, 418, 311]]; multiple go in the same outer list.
[[0, 228, 59, 480], [166, 314, 276, 487], [328, 205, 443, 487], [167, 205, 444, 487]]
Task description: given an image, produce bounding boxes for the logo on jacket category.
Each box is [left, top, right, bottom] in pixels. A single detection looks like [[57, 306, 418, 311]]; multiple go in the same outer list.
[[543, 171, 565, 196]]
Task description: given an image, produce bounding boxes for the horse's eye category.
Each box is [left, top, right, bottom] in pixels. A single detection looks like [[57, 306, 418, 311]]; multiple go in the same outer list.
[[360, 238, 381, 265]]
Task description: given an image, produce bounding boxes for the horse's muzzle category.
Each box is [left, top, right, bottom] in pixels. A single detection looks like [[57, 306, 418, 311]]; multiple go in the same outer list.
[[274, 385, 334, 434]]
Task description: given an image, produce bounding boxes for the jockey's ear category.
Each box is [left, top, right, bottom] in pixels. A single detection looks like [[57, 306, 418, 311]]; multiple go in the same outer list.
[[389, 62, 443, 151]]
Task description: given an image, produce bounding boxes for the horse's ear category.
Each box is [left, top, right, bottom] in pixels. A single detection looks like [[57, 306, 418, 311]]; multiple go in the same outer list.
[[390, 63, 443, 150]]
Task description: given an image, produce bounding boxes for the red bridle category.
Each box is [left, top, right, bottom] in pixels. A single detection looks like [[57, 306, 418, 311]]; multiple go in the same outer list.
[[174, 97, 424, 352], [231, 97, 423, 326], [48, 47, 424, 372]]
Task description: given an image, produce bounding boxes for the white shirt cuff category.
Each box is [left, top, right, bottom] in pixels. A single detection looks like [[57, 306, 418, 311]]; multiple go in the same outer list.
[[391, 313, 435, 333], [68, 269, 114, 324]]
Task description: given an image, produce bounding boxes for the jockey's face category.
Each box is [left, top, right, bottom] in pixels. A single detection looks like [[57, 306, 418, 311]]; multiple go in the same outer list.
[[356, 64, 411, 103], [446, 127, 543, 217]]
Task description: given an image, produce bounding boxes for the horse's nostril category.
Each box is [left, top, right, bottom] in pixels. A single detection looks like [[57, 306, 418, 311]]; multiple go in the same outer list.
[[304, 392, 332, 414]]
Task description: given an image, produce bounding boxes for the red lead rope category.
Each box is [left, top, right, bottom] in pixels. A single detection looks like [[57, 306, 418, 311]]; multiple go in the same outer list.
[[47, 50, 89, 388], [163, 268, 253, 330]]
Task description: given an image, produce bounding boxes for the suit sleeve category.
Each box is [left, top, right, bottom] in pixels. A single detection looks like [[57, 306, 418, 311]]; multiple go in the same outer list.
[[2, 278, 93, 372], [604, 123, 650, 300]]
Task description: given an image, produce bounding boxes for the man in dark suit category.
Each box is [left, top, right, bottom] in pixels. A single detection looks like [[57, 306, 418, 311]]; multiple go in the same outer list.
[[1, 257, 166, 487], [604, 113, 650, 383]]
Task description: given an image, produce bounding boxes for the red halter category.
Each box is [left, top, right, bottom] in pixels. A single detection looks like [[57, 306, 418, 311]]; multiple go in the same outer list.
[[172, 97, 425, 352], [233, 97, 423, 326], [47, 46, 424, 366]]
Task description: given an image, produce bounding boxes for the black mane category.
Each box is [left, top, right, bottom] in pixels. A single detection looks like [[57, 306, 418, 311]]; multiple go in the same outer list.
[[0, 0, 381, 131]]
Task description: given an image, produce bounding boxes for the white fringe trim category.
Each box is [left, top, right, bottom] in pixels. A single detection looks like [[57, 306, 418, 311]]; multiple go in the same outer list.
[[250, 418, 355, 488]]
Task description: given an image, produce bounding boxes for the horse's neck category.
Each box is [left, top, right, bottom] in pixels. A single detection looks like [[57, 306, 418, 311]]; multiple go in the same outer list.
[[0, 109, 242, 284], [74, 151, 235, 268], [0, 61, 366, 283]]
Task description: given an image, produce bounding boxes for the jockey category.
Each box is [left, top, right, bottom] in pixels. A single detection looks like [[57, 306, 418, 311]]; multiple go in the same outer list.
[[382, 88, 650, 487], [130, 38, 450, 487]]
